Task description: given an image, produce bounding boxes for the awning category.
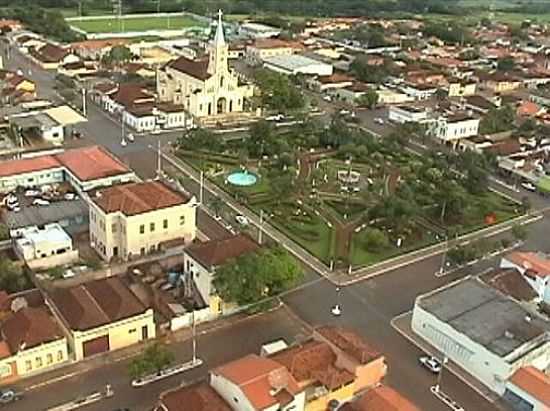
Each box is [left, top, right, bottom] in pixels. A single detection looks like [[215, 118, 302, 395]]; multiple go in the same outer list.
[[44, 105, 87, 126]]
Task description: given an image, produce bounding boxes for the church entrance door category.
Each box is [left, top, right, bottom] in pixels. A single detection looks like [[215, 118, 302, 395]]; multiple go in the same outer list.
[[217, 97, 227, 114]]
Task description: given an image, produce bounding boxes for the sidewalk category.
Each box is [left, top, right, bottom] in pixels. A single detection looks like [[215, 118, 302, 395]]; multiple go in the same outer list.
[[391, 311, 500, 404]]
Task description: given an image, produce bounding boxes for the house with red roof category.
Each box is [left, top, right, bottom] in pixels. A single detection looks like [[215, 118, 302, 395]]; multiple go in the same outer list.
[[0, 145, 136, 194], [0, 289, 68, 383], [211, 354, 306, 411], [501, 251, 550, 303], [89, 181, 197, 262], [505, 366, 550, 411], [340, 385, 421, 411]]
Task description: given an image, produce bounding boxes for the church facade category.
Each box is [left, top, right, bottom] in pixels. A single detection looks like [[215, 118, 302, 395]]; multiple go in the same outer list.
[[157, 11, 254, 119]]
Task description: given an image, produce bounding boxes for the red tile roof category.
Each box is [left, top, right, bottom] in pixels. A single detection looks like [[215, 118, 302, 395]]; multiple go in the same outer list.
[[315, 326, 382, 364], [56, 145, 131, 182], [168, 56, 211, 81], [506, 252, 550, 277], [51, 276, 148, 331], [93, 181, 190, 216], [31, 43, 70, 63], [159, 381, 231, 411], [108, 83, 154, 109], [186, 234, 260, 269], [510, 366, 550, 407], [0, 155, 62, 178], [214, 354, 302, 411], [271, 339, 355, 390], [350, 385, 421, 411], [2, 306, 64, 353]]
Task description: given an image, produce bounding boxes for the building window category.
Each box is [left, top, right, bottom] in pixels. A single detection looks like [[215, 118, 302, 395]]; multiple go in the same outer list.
[[112, 223, 117, 233], [25, 360, 32, 372], [129, 328, 136, 334], [150, 222, 155, 232], [139, 224, 145, 234], [57, 350, 63, 361], [180, 215, 185, 225], [46, 353, 53, 364], [36, 357, 43, 368], [163, 219, 168, 229]]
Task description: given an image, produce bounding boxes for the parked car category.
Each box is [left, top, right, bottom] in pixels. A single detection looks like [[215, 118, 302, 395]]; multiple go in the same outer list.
[[4, 195, 18, 207], [419, 355, 442, 373], [235, 215, 249, 226], [0, 388, 21, 404], [323, 95, 332, 102], [32, 198, 50, 206], [266, 114, 284, 121], [127, 133, 135, 142], [374, 117, 384, 125], [339, 109, 351, 115], [521, 182, 536, 192], [24, 189, 41, 197], [64, 193, 77, 201], [7, 204, 20, 212]]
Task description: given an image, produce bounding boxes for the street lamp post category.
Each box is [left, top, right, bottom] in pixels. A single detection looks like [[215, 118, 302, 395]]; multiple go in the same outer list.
[[434, 356, 448, 393], [259, 209, 264, 245]]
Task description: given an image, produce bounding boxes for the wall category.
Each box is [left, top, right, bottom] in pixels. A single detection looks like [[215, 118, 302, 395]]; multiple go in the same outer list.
[[505, 381, 550, 411], [0, 167, 65, 193], [211, 372, 256, 411], [42, 125, 64, 144], [26, 249, 79, 270], [305, 383, 353, 411], [123, 111, 156, 132], [388, 106, 428, 124], [436, 118, 480, 141], [169, 306, 212, 331], [15, 337, 68, 378], [71, 308, 155, 361]]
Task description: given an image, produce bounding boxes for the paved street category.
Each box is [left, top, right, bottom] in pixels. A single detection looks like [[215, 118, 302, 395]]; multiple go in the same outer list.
[[5, 42, 550, 411]]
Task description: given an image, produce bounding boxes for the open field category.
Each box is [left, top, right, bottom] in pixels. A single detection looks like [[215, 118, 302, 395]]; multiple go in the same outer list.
[[68, 15, 206, 33]]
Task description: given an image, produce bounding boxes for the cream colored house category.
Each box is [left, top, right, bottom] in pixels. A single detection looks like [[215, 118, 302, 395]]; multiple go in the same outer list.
[[246, 39, 295, 64], [157, 11, 254, 119], [0, 290, 68, 383], [49, 276, 155, 361], [89, 181, 197, 262]]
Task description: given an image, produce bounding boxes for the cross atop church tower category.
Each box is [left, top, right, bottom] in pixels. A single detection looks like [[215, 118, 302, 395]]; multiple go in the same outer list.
[[208, 8, 228, 75]]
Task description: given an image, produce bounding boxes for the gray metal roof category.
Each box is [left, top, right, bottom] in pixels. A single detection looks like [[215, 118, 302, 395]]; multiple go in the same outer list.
[[418, 277, 549, 358], [263, 54, 330, 71], [4, 200, 88, 229]]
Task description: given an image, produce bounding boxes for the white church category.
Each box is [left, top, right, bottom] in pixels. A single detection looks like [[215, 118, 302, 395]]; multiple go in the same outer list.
[[157, 11, 255, 119]]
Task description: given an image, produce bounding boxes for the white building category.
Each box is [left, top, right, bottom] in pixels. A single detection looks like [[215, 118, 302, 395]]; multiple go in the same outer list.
[[501, 252, 550, 304], [388, 105, 430, 124], [431, 114, 480, 143], [211, 354, 306, 411], [263, 54, 333, 77], [240, 22, 281, 39], [400, 83, 437, 100], [14, 224, 79, 269], [412, 277, 550, 396]]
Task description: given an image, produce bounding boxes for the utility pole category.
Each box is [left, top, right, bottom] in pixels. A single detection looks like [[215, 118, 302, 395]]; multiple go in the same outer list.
[[258, 209, 264, 245], [157, 0, 161, 14], [434, 357, 448, 393], [156, 140, 162, 178], [81, 88, 87, 116], [78, 1, 83, 20], [192, 310, 197, 364], [199, 171, 204, 204]]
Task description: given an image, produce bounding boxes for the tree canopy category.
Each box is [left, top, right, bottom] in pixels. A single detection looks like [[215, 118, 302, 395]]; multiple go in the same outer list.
[[253, 69, 305, 113], [213, 246, 303, 306], [0, 259, 29, 293], [128, 343, 175, 379]]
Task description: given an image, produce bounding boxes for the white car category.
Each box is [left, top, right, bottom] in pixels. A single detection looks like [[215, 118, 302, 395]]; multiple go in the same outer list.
[[235, 215, 249, 226], [64, 193, 77, 201], [121, 139, 127, 147], [24, 189, 40, 197], [521, 182, 536, 192], [374, 117, 384, 125], [127, 133, 135, 142], [32, 198, 50, 206], [419, 356, 442, 374], [339, 109, 351, 115], [4, 195, 18, 206], [323, 95, 332, 102], [266, 114, 284, 121], [7, 204, 20, 212]]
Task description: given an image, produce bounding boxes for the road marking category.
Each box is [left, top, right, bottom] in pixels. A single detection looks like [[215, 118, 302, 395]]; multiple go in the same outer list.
[[25, 371, 80, 392]]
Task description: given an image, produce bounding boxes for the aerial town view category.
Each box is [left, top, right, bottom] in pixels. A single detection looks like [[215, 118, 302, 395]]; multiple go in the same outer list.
[[1, 0, 550, 410]]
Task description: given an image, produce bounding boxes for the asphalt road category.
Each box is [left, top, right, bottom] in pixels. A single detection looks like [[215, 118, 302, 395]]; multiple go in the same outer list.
[[6, 41, 550, 411]]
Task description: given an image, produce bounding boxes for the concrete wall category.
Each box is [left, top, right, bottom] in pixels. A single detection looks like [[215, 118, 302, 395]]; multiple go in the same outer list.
[[26, 249, 79, 270], [211, 372, 256, 411]]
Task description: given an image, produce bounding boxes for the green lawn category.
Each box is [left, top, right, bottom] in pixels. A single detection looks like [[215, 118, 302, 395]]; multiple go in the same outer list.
[[69, 15, 206, 33]]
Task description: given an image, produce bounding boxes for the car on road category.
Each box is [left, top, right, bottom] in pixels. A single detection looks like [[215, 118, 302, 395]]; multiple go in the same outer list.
[[64, 193, 77, 201], [32, 198, 50, 206], [323, 95, 332, 102], [127, 133, 135, 142], [266, 114, 284, 121], [419, 355, 442, 373], [521, 182, 536, 192], [235, 215, 249, 226], [339, 109, 351, 115], [374, 117, 384, 125]]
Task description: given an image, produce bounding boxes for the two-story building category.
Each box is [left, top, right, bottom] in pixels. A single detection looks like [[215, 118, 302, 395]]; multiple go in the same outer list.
[[184, 234, 260, 315], [431, 113, 480, 145], [89, 181, 197, 262], [501, 251, 550, 304]]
